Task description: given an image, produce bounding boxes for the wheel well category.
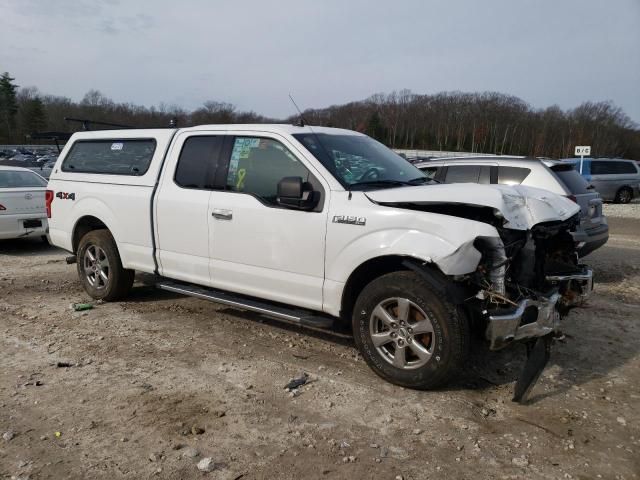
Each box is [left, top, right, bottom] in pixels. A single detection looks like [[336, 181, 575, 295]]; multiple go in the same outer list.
[[340, 256, 422, 322], [72, 216, 108, 253]]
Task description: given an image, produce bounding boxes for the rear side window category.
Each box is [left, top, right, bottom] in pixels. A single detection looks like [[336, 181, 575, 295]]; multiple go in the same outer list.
[[0, 170, 47, 188], [498, 166, 531, 185], [62, 139, 156, 175], [550, 166, 591, 194], [591, 160, 638, 175], [174, 136, 225, 189], [444, 165, 482, 183]]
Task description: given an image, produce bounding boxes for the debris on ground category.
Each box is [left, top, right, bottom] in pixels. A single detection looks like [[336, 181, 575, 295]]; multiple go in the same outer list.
[[56, 361, 73, 368], [284, 373, 309, 391], [512, 455, 530, 467], [197, 457, 216, 472], [191, 426, 205, 435], [3, 430, 15, 442], [70, 302, 94, 311], [181, 447, 200, 459]]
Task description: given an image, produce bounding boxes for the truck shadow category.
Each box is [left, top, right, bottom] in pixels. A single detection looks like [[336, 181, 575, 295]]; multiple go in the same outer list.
[[0, 237, 62, 257]]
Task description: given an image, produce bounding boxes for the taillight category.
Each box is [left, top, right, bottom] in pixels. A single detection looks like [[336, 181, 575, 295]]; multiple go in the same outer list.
[[567, 194, 577, 203], [0, 204, 6, 211], [45, 190, 54, 218]]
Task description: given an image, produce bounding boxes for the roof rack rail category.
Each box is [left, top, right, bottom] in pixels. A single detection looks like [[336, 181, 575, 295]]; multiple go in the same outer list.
[[28, 131, 73, 153], [64, 117, 134, 131]]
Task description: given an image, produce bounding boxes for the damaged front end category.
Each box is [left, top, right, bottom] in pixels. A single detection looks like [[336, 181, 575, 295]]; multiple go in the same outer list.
[[473, 216, 593, 351], [367, 184, 593, 402], [471, 215, 593, 402]]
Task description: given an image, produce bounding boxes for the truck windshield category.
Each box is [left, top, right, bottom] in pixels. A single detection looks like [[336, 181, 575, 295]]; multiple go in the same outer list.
[[293, 133, 428, 190]]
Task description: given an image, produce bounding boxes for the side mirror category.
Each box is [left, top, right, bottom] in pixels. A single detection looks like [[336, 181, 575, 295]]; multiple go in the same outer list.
[[277, 176, 320, 211]]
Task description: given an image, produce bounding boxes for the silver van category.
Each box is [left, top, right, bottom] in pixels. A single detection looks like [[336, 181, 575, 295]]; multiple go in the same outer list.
[[566, 158, 640, 203]]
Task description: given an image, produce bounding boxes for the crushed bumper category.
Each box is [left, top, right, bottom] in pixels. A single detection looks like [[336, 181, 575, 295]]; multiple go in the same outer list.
[[486, 268, 593, 350], [546, 266, 594, 306]]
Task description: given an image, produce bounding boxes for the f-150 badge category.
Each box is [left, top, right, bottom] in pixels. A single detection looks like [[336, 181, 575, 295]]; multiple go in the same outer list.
[[332, 215, 366, 226]]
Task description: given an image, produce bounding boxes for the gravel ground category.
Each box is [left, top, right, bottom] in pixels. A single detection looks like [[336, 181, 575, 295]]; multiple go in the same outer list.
[[603, 199, 640, 219], [1, 223, 640, 479]]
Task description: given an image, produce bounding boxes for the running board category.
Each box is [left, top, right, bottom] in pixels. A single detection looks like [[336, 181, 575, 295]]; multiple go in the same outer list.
[[156, 280, 335, 329]]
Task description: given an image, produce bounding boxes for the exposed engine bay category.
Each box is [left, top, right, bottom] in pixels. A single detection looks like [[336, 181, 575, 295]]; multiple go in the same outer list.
[[472, 216, 588, 316]]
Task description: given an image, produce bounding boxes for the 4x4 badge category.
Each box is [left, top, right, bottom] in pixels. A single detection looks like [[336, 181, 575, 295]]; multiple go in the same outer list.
[[333, 215, 366, 226]]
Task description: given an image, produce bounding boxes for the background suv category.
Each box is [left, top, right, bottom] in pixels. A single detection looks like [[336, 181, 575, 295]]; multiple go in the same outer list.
[[414, 156, 609, 257]]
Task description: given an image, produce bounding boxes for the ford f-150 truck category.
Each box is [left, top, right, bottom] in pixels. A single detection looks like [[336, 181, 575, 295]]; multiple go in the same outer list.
[[46, 124, 593, 401]]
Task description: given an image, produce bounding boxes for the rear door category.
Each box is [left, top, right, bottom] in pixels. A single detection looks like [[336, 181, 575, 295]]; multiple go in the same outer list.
[[155, 132, 227, 286]]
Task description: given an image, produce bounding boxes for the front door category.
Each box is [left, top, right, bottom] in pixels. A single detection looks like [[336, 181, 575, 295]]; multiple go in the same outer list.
[[208, 135, 328, 311]]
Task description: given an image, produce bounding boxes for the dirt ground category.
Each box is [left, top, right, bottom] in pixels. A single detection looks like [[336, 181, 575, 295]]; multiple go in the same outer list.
[[1, 219, 639, 480]]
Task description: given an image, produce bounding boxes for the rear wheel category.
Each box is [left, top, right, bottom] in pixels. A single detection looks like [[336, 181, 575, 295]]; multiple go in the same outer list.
[[77, 230, 134, 301], [352, 271, 469, 389], [614, 187, 633, 204]]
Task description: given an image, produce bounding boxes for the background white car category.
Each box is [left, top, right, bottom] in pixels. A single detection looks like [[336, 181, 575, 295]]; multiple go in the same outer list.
[[0, 166, 49, 241]]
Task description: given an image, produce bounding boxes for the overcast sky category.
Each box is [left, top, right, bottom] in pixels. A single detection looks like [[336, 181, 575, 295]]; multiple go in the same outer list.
[[0, 0, 639, 122]]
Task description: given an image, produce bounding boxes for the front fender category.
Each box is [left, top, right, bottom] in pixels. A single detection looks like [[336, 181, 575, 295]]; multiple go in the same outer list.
[[325, 221, 498, 284]]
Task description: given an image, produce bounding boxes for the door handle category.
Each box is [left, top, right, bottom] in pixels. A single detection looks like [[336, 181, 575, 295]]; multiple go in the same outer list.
[[211, 209, 233, 220]]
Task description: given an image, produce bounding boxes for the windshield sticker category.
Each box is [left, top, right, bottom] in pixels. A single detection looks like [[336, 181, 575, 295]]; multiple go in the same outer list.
[[110, 142, 123, 151]]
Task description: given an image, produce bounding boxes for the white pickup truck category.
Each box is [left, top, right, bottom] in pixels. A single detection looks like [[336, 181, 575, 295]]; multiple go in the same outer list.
[[46, 124, 593, 400]]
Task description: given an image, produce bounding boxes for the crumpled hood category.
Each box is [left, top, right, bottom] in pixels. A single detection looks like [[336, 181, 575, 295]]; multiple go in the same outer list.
[[365, 183, 580, 230]]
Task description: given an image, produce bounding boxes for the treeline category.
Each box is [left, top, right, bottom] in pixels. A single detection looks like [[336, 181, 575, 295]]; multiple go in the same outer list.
[[1, 71, 639, 158], [0, 72, 273, 144], [291, 90, 640, 159]]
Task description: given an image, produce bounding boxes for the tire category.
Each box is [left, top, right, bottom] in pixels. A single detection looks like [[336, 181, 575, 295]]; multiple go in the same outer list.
[[352, 270, 469, 390], [76, 229, 134, 301], [614, 187, 633, 204], [41, 235, 49, 245]]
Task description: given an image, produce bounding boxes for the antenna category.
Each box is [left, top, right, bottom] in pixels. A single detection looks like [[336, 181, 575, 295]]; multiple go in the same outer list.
[[288, 94, 306, 127], [286, 95, 350, 198]]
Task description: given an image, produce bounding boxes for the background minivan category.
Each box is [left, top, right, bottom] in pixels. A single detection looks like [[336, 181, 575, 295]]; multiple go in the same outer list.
[[563, 158, 640, 203]]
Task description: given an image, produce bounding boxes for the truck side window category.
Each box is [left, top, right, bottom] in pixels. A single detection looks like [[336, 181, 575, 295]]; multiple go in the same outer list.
[[175, 136, 225, 189], [498, 166, 531, 185], [225, 137, 309, 204]]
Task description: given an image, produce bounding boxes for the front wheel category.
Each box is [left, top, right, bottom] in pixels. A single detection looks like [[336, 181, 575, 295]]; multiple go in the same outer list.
[[77, 229, 134, 301], [352, 271, 469, 389]]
